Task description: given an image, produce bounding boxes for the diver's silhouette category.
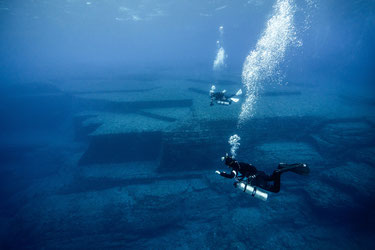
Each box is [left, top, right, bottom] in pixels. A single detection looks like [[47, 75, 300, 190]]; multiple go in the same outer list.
[[209, 85, 242, 106], [216, 154, 310, 193]]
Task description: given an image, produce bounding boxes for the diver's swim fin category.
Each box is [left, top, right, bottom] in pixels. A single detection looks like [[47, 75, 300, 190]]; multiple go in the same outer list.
[[277, 163, 310, 176], [230, 97, 240, 103], [235, 89, 242, 96]]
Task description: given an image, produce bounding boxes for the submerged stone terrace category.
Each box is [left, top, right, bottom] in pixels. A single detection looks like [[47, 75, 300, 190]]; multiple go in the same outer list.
[[1, 76, 375, 249]]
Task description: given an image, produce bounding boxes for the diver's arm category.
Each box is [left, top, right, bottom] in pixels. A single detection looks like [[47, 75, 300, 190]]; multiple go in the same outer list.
[[216, 170, 237, 179]]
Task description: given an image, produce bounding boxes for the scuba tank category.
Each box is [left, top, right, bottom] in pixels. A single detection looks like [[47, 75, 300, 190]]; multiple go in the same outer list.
[[235, 181, 268, 201], [217, 100, 230, 105]]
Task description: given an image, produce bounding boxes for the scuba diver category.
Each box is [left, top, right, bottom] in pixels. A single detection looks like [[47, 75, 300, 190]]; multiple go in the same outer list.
[[215, 154, 310, 193], [210, 85, 242, 106]]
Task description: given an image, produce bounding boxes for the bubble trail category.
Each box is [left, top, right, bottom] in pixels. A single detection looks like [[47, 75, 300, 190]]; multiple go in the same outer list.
[[228, 134, 241, 158], [213, 26, 226, 71], [239, 0, 298, 125]]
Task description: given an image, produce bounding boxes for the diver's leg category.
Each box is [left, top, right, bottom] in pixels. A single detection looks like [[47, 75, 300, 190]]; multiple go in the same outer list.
[[278, 163, 300, 169], [267, 171, 281, 193], [277, 163, 310, 175], [255, 171, 281, 193]]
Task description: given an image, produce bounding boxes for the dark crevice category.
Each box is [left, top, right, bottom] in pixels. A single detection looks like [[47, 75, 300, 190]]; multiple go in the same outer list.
[[58, 173, 204, 194], [78, 132, 162, 165], [74, 115, 101, 141], [74, 98, 193, 113], [136, 110, 177, 122], [67, 87, 159, 95]]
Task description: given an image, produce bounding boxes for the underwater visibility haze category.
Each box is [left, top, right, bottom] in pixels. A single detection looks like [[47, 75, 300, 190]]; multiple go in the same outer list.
[[1, 0, 375, 249]]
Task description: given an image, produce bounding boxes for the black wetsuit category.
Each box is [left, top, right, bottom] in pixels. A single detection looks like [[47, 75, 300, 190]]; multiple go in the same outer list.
[[220, 160, 281, 193], [210, 92, 233, 105], [211, 92, 225, 99]]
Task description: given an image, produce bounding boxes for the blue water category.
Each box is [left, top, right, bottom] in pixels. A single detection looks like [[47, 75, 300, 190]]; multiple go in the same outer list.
[[1, 0, 375, 249]]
